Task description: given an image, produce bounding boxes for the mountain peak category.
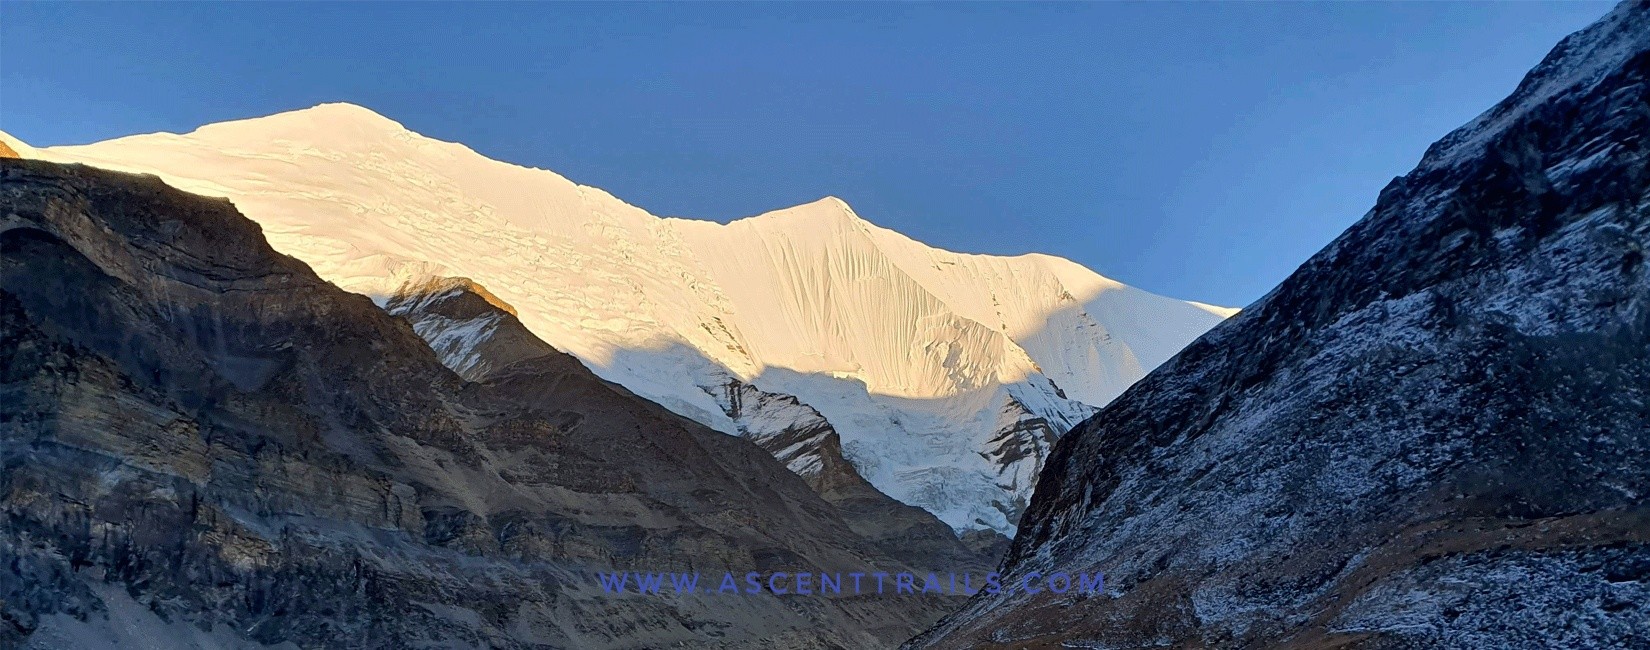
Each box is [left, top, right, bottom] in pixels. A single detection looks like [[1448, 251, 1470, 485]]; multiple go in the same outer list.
[[187, 101, 414, 145], [804, 195, 863, 221], [293, 101, 401, 123], [274, 101, 409, 129], [817, 195, 854, 211], [735, 195, 866, 229]]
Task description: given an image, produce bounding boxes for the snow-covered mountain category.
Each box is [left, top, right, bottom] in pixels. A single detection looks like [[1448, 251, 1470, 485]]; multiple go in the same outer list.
[[5, 110, 1231, 533]]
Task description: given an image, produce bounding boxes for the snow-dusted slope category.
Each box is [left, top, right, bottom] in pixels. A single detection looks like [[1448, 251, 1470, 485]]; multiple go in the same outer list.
[[912, 4, 1650, 645], [13, 108, 1230, 532]]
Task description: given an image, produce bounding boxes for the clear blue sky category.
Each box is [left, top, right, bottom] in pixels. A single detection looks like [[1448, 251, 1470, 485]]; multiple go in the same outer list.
[[0, 1, 1613, 307]]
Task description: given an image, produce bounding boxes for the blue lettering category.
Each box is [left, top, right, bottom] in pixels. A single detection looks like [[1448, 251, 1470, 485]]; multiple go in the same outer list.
[[596, 567, 1101, 598]]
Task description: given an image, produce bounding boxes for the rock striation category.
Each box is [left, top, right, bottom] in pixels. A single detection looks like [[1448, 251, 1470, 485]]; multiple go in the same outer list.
[[383, 276, 1003, 575], [0, 159, 962, 649], [910, 3, 1650, 648]]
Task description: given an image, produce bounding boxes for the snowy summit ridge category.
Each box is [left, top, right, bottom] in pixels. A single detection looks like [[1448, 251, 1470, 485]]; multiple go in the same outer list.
[[15, 104, 1232, 533]]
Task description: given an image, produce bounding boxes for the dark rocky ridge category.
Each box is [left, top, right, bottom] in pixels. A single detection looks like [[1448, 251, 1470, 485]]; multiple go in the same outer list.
[[911, 3, 1650, 649], [384, 277, 1004, 578], [0, 159, 963, 649]]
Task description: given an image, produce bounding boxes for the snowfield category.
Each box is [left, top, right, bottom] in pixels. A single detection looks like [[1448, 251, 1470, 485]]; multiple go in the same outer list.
[[3, 108, 1231, 533]]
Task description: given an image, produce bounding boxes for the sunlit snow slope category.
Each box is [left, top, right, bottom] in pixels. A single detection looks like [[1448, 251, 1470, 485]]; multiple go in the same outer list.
[[11, 105, 1233, 533]]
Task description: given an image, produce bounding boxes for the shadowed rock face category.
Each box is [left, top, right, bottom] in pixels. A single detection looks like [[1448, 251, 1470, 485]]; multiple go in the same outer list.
[[0, 159, 964, 649], [385, 278, 1006, 577], [910, 4, 1650, 649]]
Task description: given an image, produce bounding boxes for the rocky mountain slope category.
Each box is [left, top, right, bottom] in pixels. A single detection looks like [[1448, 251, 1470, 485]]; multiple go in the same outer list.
[[910, 3, 1650, 648], [6, 117, 1231, 534], [382, 276, 997, 576], [0, 158, 964, 649]]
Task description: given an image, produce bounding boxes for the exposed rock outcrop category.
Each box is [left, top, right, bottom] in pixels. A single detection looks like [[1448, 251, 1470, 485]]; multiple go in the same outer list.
[[911, 3, 1650, 648], [386, 278, 1004, 577], [0, 159, 961, 649]]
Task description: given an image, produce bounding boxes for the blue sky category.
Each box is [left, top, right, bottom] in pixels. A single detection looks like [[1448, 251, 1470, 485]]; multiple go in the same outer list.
[[0, 1, 1613, 307]]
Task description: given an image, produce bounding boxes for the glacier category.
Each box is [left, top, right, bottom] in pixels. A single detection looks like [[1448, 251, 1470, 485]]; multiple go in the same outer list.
[[2, 108, 1232, 534]]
